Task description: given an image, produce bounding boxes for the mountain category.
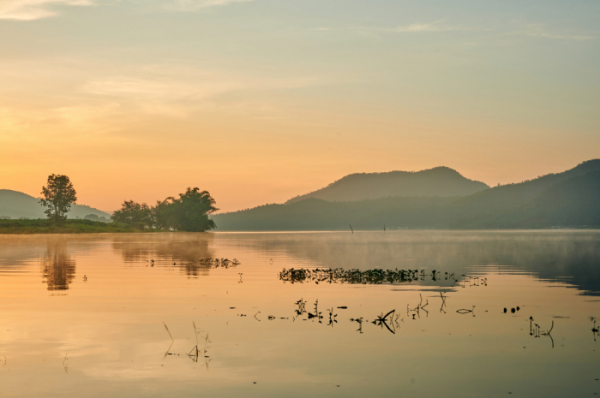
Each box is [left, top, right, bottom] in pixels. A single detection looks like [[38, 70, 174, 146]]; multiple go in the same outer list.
[[0, 190, 111, 221], [212, 160, 600, 230], [286, 166, 489, 203]]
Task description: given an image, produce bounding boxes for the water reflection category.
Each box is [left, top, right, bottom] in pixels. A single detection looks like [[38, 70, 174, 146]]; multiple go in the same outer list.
[[0, 232, 599, 398], [41, 239, 76, 291], [111, 234, 220, 277], [220, 231, 600, 295]]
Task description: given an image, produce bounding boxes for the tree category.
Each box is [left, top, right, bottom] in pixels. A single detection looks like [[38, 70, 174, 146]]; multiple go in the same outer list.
[[153, 197, 178, 230], [111, 200, 154, 229], [153, 188, 217, 232], [172, 188, 218, 232], [40, 174, 77, 222]]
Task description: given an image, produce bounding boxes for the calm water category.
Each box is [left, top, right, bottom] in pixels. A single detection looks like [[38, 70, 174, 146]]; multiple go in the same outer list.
[[1, 231, 599, 397]]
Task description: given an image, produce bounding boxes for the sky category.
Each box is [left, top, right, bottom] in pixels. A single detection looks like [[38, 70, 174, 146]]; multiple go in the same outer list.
[[0, 0, 599, 213]]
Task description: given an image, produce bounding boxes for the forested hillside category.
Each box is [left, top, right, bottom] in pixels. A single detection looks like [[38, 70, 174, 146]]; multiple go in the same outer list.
[[213, 160, 600, 230]]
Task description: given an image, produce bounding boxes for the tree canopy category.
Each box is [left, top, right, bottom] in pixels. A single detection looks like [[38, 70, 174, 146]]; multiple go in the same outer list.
[[112, 188, 218, 232], [111, 201, 153, 229], [39, 174, 77, 222]]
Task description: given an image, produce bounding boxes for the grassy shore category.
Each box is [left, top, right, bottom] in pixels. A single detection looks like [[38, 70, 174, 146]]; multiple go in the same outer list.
[[0, 219, 147, 234]]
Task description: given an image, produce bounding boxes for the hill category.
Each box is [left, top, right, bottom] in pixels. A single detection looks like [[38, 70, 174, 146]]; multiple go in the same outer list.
[[286, 166, 489, 203], [212, 160, 600, 230], [0, 190, 111, 221]]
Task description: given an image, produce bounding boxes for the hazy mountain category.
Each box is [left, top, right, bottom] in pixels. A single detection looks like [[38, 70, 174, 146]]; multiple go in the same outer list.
[[0, 190, 111, 220], [212, 160, 600, 230], [286, 166, 489, 203]]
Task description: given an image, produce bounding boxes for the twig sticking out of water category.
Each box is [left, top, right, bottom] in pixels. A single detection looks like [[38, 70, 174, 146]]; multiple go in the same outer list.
[[456, 306, 476, 317], [373, 310, 396, 334], [350, 317, 364, 334], [203, 333, 211, 357], [419, 294, 429, 309], [439, 292, 447, 313], [591, 318, 599, 342], [327, 308, 338, 326], [163, 342, 173, 360], [63, 352, 69, 374], [528, 317, 554, 347], [163, 321, 174, 342]]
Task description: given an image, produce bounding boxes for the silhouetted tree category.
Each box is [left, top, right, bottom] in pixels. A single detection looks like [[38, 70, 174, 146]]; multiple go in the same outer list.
[[154, 188, 217, 232], [153, 196, 178, 230], [111, 200, 153, 229], [39, 174, 77, 222]]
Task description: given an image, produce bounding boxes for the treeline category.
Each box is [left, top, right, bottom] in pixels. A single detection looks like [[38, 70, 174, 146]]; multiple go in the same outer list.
[[112, 187, 217, 232]]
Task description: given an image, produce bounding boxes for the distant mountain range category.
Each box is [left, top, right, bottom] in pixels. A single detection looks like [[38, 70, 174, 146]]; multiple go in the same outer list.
[[0, 190, 111, 220], [286, 167, 489, 203], [212, 160, 600, 230]]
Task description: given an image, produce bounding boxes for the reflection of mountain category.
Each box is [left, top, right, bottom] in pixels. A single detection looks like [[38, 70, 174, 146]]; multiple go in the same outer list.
[[41, 240, 76, 291], [111, 234, 217, 277], [220, 231, 600, 295]]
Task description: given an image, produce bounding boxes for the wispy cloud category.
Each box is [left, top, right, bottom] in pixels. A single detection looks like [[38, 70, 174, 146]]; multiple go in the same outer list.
[[383, 21, 472, 33], [166, 0, 253, 11], [352, 21, 479, 34], [518, 24, 595, 41], [0, 0, 92, 21], [324, 20, 595, 42], [81, 65, 320, 117]]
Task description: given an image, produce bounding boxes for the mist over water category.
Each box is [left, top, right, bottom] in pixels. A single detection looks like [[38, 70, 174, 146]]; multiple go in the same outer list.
[[0, 231, 599, 397]]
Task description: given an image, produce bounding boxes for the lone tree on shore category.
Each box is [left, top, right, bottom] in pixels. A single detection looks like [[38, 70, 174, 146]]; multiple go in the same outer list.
[[40, 174, 77, 222]]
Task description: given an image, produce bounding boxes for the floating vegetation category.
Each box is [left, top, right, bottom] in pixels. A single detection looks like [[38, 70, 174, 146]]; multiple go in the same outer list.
[[279, 268, 487, 288], [197, 258, 240, 268], [280, 268, 456, 285], [295, 298, 307, 315]]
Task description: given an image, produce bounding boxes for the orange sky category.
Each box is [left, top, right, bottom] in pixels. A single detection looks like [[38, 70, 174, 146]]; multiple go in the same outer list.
[[1, 0, 599, 213]]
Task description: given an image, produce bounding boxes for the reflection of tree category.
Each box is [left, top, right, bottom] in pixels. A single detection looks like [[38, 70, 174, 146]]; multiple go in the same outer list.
[[41, 240, 76, 291], [111, 234, 217, 277]]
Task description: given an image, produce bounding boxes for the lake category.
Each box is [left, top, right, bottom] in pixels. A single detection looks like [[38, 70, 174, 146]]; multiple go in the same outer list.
[[1, 231, 599, 397]]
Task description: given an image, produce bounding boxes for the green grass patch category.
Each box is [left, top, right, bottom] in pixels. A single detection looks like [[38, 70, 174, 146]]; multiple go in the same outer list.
[[0, 219, 150, 234]]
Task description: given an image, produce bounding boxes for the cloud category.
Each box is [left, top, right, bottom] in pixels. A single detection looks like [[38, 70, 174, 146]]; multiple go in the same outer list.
[[0, 0, 92, 20], [384, 22, 468, 33], [166, 0, 253, 11], [353, 21, 478, 34], [518, 24, 595, 41], [81, 65, 320, 117]]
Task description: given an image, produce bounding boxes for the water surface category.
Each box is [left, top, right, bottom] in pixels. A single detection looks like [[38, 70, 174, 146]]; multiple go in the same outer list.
[[1, 231, 599, 397]]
